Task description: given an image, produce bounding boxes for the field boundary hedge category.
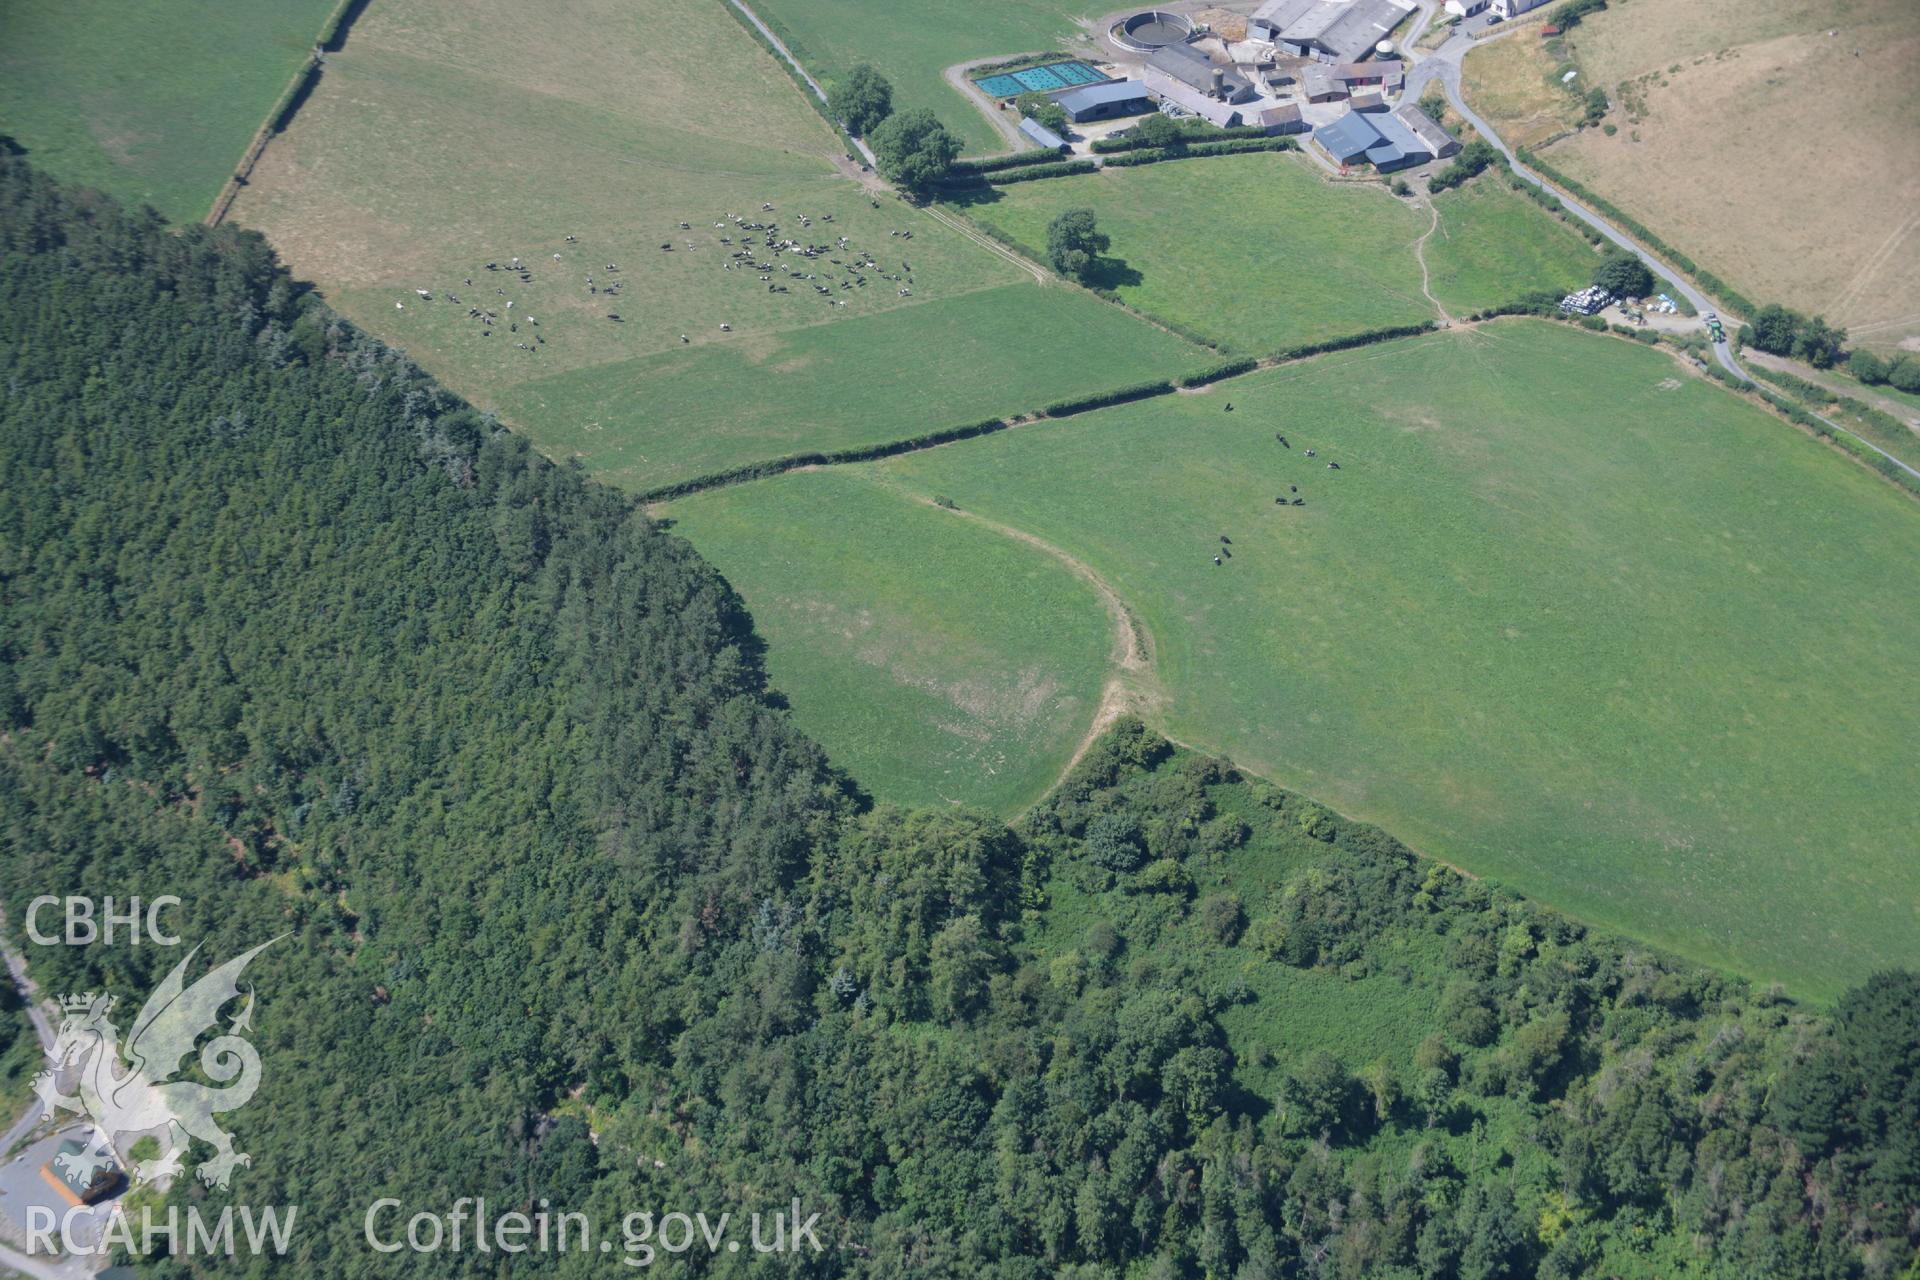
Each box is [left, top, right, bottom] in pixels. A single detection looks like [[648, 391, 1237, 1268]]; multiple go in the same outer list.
[[1517, 148, 1756, 318], [949, 150, 1070, 176], [1101, 137, 1297, 168], [642, 323, 1451, 501], [966, 51, 1076, 78], [1090, 124, 1271, 153], [947, 137, 1299, 187], [1744, 365, 1920, 493], [980, 159, 1099, 184], [717, 0, 865, 158], [1042, 380, 1175, 417], [204, 0, 367, 226], [637, 417, 1010, 502]]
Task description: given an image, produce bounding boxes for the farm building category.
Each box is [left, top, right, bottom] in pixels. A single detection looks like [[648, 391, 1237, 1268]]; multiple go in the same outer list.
[[1325, 61, 1405, 91], [1444, 0, 1491, 16], [1018, 117, 1070, 151], [1351, 91, 1387, 112], [1312, 106, 1433, 170], [1302, 67, 1346, 102], [1249, 0, 1416, 62], [1491, 0, 1552, 16], [1248, 0, 1312, 42], [1255, 103, 1309, 135], [1142, 70, 1247, 126], [1057, 79, 1155, 122], [1393, 103, 1459, 157], [1146, 43, 1258, 103]]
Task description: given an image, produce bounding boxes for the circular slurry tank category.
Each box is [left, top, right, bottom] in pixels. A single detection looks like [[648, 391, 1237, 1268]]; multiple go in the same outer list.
[[1114, 9, 1195, 51]]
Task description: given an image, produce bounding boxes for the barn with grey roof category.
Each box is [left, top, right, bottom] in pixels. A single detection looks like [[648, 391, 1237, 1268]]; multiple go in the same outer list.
[[1250, 0, 1416, 62], [1018, 117, 1069, 151], [1145, 42, 1258, 103], [1312, 106, 1435, 171], [1056, 80, 1155, 122]]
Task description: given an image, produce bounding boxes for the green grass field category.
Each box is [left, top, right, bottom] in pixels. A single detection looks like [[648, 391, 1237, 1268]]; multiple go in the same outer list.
[[1426, 175, 1601, 314], [0, 0, 339, 222], [235, 0, 1203, 492], [749, 0, 1098, 155], [664, 470, 1114, 812], [686, 322, 1920, 998], [956, 155, 1436, 353], [504, 283, 1203, 491], [957, 159, 1605, 352]]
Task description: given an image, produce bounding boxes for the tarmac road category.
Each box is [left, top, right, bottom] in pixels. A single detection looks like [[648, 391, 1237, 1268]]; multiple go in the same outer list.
[[1395, 12, 1920, 481]]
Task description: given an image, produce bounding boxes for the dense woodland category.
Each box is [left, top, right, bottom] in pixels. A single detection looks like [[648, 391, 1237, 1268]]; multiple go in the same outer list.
[[0, 157, 1915, 1278]]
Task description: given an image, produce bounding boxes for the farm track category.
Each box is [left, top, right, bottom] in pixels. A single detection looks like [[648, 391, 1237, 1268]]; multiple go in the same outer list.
[[722, 0, 877, 166], [719, 0, 1058, 290], [1406, 25, 1920, 486], [1741, 350, 1920, 432], [1410, 200, 1452, 327], [878, 477, 1162, 796], [923, 205, 1050, 285], [942, 57, 1038, 153]]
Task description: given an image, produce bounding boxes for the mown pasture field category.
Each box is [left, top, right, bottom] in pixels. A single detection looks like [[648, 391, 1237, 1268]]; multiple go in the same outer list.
[[710, 322, 1920, 998], [1425, 175, 1601, 315], [955, 154, 1433, 353], [748, 0, 1100, 155], [956, 157, 1601, 352], [234, 0, 1204, 492], [507, 283, 1203, 492], [0, 0, 339, 222], [662, 470, 1115, 814]]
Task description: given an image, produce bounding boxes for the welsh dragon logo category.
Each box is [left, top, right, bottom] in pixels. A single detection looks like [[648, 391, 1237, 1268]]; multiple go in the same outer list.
[[31, 939, 278, 1190]]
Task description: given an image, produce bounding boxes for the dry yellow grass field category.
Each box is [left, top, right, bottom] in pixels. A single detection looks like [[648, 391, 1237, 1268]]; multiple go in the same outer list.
[[1459, 23, 1585, 149], [1542, 0, 1920, 351]]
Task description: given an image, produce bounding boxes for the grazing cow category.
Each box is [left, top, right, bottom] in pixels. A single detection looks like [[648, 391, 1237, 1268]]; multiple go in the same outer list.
[[1224, 403, 1233, 412], [1277, 434, 1289, 447], [1213, 555, 1222, 565], [1328, 462, 1340, 470]]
